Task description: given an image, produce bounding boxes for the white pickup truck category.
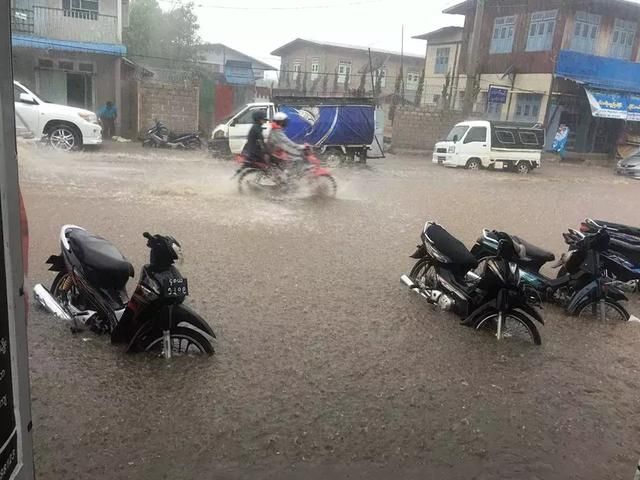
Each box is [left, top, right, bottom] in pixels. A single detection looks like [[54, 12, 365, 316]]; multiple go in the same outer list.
[[13, 81, 102, 151], [433, 120, 544, 174]]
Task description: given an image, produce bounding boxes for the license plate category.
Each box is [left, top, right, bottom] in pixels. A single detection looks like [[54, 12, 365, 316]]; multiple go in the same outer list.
[[162, 277, 189, 298], [494, 161, 503, 169]]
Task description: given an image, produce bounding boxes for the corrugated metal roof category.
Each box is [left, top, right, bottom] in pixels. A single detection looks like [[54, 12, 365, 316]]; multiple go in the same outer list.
[[271, 38, 424, 60], [413, 26, 464, 41], [11, 34, 126, 56]]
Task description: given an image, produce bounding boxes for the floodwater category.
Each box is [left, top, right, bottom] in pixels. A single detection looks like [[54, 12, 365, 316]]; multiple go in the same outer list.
[[19, 143, 640, 479]]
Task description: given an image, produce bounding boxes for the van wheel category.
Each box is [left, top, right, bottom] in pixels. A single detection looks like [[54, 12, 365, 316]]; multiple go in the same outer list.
[[466, 158, 481, 170], [516, 162, 531, 175]]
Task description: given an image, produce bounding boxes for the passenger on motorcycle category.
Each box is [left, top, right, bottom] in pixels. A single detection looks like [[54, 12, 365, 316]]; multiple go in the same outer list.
[[241, 109, 268, 164]]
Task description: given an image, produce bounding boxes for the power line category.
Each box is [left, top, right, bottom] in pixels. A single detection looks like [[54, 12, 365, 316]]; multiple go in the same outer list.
[[157, 0, 384, 10], [12, 37, 557, 95]]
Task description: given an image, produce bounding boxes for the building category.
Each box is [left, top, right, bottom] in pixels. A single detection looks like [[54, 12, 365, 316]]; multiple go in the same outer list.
[[10, 0, 129, 132], [197, 43, 277, 83], [270, 38, 424, 103], [444, 0, 640, 157], [413, 27, 466, 110]]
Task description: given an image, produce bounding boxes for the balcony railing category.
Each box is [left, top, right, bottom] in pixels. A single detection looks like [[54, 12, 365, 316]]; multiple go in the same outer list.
[[11, 6, 119, 44]]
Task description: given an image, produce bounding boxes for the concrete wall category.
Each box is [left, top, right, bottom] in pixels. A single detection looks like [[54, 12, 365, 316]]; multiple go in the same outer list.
[[392, 107, 474, 151], [137, 81, 200, 134]]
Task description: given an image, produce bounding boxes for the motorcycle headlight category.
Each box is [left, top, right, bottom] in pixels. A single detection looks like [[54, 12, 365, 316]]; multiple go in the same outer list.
[[448, 145, 455, 154], [78, 112, 97, 123]]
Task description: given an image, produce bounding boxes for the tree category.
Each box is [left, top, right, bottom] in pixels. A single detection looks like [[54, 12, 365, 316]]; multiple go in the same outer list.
[[343, 69, 350, 95], [332, 68, 340, 95], [389, 64, 403, 123], [295, 69, 302, 92], [124, 0, 201, 63], [301, 71, 309, 96], [374, 69, 383, 97], [357, 72, 367, 97], [440, 70, 451, 110], [321, 70, 329, 95], [310, 74, 321, 95], [414, 68, 425, 107]]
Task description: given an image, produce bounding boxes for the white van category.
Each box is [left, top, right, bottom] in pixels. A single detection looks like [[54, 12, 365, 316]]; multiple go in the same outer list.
[[433, 120, 544, 174]]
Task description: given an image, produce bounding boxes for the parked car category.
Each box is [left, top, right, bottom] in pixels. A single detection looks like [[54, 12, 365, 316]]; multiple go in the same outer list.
[[433, 120, 545, 174], [13, 81, 102, 151], [210, 96, 384, 164], [616, 154, 640, 179]]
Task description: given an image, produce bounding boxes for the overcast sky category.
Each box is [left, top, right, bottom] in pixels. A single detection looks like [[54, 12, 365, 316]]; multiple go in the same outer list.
[[159, 0, 465, 67]]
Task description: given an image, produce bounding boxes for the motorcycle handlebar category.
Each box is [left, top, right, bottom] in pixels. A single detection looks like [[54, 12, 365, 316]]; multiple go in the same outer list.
[[143, 232, 153, 240]]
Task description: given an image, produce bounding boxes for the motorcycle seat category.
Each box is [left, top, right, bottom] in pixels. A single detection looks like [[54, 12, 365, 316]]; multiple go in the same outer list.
[[68, 229, 134, 288], [425, 223, 478, 270], [610, 238, 640, 264], [485, 230, 555, 264]]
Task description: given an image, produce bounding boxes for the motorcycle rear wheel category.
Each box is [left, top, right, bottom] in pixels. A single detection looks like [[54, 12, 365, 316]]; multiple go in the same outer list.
[[238, 168, 277, 195], [475, 310, 542, 345], [141, 326, 214, 356]]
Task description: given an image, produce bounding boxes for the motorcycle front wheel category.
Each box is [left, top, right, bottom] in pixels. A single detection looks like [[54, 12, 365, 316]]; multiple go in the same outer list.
[[475, 310, 542, 345], [310, 174, 337, 198], [576, 299, 629, 322], [141, 326, 214, 356]]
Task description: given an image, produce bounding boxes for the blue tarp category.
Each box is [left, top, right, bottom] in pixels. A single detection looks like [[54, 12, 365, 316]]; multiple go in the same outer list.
[[555, 49, 640, 95], [11, 34, 126, 56], [281, 105, 375, 147]]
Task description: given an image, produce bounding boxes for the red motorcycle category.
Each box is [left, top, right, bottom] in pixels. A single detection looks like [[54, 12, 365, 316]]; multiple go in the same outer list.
[[235, 146, 337, 197]]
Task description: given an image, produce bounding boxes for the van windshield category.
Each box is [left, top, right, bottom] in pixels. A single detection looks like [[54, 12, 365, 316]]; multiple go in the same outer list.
[[446, 125, 469, 141]]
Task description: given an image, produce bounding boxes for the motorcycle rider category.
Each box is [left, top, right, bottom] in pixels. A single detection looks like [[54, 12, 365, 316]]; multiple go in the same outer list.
[[267, 111, 304, 159], [242, 109, 268, 164]]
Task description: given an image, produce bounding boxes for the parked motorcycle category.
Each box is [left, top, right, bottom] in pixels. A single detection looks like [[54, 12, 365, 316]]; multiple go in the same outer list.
[[235, 146, 337, 197], [401, 222, 544, 345], [33, 226, 215, 358], [565, 220, 640, 293], [142, 120, 202, 149], [471, 228, 630, 321]]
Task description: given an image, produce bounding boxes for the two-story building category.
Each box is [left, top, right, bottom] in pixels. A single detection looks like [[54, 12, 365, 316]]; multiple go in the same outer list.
[[10, 0, 128, 132], [270, 38, 424, 103], [445, 0, 640, 157], [413, 27, 467, 110]]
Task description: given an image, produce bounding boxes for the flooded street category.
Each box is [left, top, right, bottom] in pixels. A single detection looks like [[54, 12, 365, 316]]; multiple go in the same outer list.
[[20, 144, 640, 479]]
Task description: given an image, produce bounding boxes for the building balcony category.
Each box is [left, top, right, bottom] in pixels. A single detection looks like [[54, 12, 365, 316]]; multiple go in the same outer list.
[[11, 6, 119, 45]]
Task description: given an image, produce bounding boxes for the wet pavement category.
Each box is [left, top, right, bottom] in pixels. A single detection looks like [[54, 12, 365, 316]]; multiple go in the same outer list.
[[19, 143, 640, 479]]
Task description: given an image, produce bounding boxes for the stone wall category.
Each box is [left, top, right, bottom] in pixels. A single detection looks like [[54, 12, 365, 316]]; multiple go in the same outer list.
[[137, 80, 200, 134], [392, 107, 475, 151]]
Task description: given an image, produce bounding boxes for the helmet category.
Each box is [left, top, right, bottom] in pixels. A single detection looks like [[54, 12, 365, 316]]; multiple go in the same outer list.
[[273, 111, 289, 128], [252, 109, 267, 123]]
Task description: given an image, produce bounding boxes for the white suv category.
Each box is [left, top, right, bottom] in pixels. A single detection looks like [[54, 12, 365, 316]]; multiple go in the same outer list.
[[13, 81, 102, 151]]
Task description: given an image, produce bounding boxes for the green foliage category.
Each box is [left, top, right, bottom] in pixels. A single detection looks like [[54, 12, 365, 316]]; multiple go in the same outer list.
[[414, 68, 425, 107], [124, 0, 201, 63], [332, 67, 339, 95]]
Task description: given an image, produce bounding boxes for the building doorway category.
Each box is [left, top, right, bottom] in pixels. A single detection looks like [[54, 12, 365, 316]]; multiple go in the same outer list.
[[66, 73, 92, 109]]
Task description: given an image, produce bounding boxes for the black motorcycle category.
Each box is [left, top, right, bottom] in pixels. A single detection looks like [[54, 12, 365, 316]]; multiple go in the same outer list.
[[577, 218, 640, 292], [471, 228, 630, 321], [401, 222, 544, 345], [34, 226, 215, 357], [142, 120, 202, 149]]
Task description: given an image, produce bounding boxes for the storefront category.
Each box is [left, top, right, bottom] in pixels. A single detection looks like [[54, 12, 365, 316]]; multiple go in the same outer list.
[[550, 50, 640, 159]]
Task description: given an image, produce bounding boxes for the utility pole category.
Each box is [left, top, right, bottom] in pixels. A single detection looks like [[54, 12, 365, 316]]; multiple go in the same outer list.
[[400, 24, 405, 105], [0, 3, 35, 479], [463, 0, 486, 114]]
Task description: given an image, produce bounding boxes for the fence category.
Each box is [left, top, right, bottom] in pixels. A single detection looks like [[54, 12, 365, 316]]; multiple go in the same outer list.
[[11, 6, 118, 44]]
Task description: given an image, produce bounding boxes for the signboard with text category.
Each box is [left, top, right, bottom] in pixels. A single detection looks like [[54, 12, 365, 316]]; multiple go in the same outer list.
[[488, 85, 509, 105], [586, 88, 640, 121]]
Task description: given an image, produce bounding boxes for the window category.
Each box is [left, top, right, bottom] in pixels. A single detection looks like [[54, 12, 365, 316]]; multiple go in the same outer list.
[[406, 72, 419, 90], [58, 61, 74, 71], [37, 58, 54, 69], [464, 127, 487, 144], [434, 47, 450, 74], [62, 0, 99, 19], [311, 60, 320, 80], [292, 62, 301, 81], [78, 63, 94, 73], [496, 130, 516, 144], [519, 131, 540, 145], [610, 19, 636, 60], [236, 107, 268, 125], [375, 67, 386, 88], [526, 10, 557, 51], [570, 11, 601, 54], [446, 125, 469, 141], [337, 61, 351, 83], [514, 94, 542, 122], [490, 16, 516, 54]]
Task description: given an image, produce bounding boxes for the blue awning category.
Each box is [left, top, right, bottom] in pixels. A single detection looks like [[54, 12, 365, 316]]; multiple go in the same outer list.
[[555, 50, 640, 94], [11, 34, 126, 56]]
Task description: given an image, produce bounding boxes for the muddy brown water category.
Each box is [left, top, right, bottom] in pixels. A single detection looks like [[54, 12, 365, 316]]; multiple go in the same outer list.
[[19, 144, 640, 479]]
